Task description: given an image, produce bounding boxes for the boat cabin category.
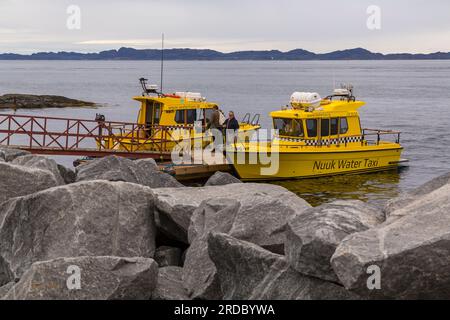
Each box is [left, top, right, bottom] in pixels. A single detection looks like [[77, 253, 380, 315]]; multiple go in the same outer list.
[[134, 78, 224, 132], [132, 78, 260, 140], [271, 90, 364, 145], [133, 94, 221, 130]]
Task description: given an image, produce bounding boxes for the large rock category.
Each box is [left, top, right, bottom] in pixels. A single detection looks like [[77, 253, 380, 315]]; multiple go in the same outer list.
[[0, 282, 14, 299], [11, 154, 65, 185], [204, 171, 242, 186], [182, 195, 312, 300], [385, 172, 450, 218], [76, 155, 183, 188], [0, 147, 30, 162], [153, 183, 310, 244], [0, 162, 59, 205], [135, 158, 159, 171], [331, 183, 450, 299], [152, 267, 189, 300], [183, 199, 240, 300], [57, 164, 76, 184], [208, 233, 359, 300], [285, 200, 384, 282], [2, 256, 158, 300], [0, 180, 156, 285], [154, 246, 182, 267]]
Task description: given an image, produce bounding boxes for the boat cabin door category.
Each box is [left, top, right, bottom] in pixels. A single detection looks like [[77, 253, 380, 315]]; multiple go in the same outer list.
[[145, 101, 162, 136]]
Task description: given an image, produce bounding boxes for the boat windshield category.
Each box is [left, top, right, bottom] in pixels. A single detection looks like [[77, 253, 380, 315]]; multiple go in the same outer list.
[[274, 118, 304, 137]]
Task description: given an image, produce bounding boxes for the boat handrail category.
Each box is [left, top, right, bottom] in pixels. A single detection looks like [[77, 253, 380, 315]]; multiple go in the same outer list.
[[241, 113, 260, 126], [251, 114, 261, 126], [362, 128, 402, 145], [276, 129, 401, 147], [242, 113, 251, 124]]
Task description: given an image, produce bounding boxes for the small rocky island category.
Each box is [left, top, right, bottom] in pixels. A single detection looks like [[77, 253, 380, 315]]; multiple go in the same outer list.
[[0, 147, 450, 300], [0, 94, 97, 109]]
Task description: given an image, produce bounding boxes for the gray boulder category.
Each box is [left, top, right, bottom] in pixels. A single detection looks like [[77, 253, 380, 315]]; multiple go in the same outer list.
[[182, 195, 311, 300], [208, 233, 359, 300], [57, 164, 76, 184], [183, 199, 240, 300], [385, 172, 450, 218], [285, 200, 384, 282], [0, 180, 156, 285], [76, 155, 182, 188], [331, 183, 450, 299], [0, 282, 15, 299], [0, 147, 30, 162], [204, 171, 242, 186], [187, 198, 241, 244], [2, 256, 158, 300], [153, 183, 310, 244], [135, 158, 159, 171], [154, 246, 182, 267], [0, 162, 59, 205], [228, 195, 310, 254], [152, 266, 189, 300], [12, 154, 65, 185]]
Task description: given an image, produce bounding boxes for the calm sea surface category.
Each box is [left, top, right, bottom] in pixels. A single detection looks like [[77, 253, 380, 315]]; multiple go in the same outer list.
[[1, 60, 449, 206]]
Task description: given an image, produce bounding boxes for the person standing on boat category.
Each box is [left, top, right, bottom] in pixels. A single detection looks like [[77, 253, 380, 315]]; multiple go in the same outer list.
[[206, 105, 222, 130], [206, 105, 223, 151], [223, 111, 240, 145]]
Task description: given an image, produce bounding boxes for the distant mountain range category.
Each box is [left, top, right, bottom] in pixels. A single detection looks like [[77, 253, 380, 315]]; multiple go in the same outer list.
[[1, 47, 450, 60]]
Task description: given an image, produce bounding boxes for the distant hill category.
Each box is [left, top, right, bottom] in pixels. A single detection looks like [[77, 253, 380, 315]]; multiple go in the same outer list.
[[1, 47, 450, 60]]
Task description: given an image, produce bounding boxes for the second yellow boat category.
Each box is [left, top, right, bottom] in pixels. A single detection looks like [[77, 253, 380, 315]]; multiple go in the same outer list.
[[227, 86, 405, 181]]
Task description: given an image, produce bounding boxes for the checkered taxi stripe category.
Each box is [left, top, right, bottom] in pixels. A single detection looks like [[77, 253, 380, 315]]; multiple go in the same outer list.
[[278, 136, 363, 146]]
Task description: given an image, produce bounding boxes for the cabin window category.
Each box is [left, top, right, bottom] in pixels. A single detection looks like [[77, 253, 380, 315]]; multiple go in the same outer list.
[[321, 119, 330, 137], [175, 109, 199, 125], [145, 101, 162, 126], [330, 118, 339, 135], [186, 110, 197, 124], [273, 118, 304, 137], [306, 119, 318, 137], [340, 117, 349, 134], [154, 105, 161, 124], [175, 110, 185, 124]]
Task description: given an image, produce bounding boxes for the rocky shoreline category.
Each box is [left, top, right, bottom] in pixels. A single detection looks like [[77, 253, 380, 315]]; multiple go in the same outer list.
[[0, 146, 449, 300], [0, 94, 97, 109]]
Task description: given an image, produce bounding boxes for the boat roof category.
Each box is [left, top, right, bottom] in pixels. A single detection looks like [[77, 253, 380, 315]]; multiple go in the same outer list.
[[133, 95, 218, 110], [270, 100, 366, 119]]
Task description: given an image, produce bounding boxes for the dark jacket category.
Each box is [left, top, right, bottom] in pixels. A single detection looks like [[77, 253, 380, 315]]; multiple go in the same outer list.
[[223, 117, 239, 131]]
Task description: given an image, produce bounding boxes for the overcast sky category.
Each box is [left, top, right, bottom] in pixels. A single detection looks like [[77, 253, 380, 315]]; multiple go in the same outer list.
[[1, 0, 450, 54]]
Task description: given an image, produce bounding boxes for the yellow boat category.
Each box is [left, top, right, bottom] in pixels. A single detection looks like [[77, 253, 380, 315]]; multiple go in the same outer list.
[[228, 86, 405, 180], [99, 78, 261, 153]]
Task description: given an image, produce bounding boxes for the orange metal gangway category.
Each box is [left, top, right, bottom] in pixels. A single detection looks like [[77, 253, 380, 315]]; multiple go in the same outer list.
[[0, 113, 184, 160]]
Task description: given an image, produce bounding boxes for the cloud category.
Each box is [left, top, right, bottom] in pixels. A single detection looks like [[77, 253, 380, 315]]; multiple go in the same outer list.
[[1, 0, 450, 54]]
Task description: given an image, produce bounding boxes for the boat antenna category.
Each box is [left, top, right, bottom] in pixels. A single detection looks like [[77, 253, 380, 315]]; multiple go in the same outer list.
[[160, 33, 165, 94], [332, 69, 336, 90]]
